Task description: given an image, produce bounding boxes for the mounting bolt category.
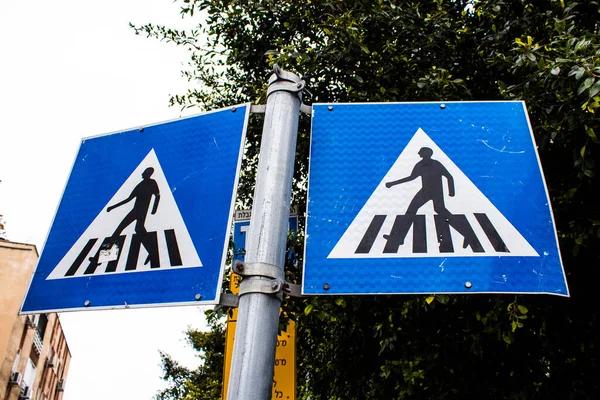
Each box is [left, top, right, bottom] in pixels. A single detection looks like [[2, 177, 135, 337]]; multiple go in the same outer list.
[[323, 283, 330, 291], [195, 294, 202, 301], [440, 104, 446, 109], [296, 82, 303, 88], [236, 262, 244, 272], [271, 281, 280, 291], [139, 127, 144, 132], [231, 107, 237, 113], [327, 106, 333, 111], [84, 300, 91, 307], [464, 281, 472, 289]]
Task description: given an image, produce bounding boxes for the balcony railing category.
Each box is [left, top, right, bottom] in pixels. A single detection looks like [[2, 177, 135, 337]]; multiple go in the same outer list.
[[32, 331, 43, 355]]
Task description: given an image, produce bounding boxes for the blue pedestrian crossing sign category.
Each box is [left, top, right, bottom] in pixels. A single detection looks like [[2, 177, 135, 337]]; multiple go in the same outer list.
[[232, 208, 299, 263], [303, 102, 568, 296], [22, 105, 250, 313]]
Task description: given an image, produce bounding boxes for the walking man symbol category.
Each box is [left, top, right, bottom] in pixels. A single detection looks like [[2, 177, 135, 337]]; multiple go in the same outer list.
[[384, 147, 483, 253], [107, 167, 160, 238], [48, 148, 203, 280], [89, 167, 161, 268], [386, 147, 455, 215]]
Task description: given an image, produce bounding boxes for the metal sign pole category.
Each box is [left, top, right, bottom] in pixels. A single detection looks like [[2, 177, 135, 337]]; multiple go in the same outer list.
[[226, 65, 303, 399]]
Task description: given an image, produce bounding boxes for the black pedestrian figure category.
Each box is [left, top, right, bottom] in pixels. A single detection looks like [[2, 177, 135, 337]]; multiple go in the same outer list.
[[107, 167, 160, 238], [386, 147, 454, 215], [88, 167, 161, 269], [384, 147, 482, 252]]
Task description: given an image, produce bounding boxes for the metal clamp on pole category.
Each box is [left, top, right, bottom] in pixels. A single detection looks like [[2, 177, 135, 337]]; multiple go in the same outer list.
[[239, 279, 284, 300], [233, 260, 285, 300], [233, 260, 283, 280], [267, 64, 305, 99], [254, 65, 311, 114]]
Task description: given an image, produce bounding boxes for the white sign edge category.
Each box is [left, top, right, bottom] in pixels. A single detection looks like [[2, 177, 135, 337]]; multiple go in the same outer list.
[[214, 104, 252, 304]]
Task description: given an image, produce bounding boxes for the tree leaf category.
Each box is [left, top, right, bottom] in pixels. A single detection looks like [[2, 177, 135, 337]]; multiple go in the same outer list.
[[589, 82, 600, 98], [517, 305, 528, 314], [304, 304, 314, 315], [436, 295, 449, 304], [586, 126, 597, 139]]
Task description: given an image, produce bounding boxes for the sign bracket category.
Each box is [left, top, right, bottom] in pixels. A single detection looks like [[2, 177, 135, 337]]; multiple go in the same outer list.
[[218, 260, 307, 308], [219, 293, 240, 308], [251, 103, 311, 115], [217, 282, 306, 309], [282, 282, 306, 298]]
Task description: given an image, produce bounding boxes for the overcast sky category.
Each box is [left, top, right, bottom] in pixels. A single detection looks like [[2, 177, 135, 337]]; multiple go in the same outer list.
[[0, 1, 213, 398]]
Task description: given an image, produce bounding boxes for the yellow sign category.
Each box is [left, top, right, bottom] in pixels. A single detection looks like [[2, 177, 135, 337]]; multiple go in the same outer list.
[[223, 273, 296, 399]]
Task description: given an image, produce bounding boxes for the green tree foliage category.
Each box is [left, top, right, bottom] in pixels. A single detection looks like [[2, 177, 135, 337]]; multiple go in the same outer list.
[[137, 0, 600, 398], [155, 313, 225, 400]]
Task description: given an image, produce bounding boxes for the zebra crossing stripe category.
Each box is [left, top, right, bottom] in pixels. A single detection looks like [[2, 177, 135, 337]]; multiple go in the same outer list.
[[165, 229, 183, 266], [355, 213, 510, 255], [382, 215, 426, 254], [65, 239, 97, 276], [355, 215, 386, 254], [474, 213, 508, 252]]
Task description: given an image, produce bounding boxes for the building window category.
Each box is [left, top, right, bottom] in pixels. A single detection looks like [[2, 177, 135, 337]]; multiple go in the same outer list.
[[36, 314, 48, 340], [11, 349, 21, 372], [20, 358, 37, 399]]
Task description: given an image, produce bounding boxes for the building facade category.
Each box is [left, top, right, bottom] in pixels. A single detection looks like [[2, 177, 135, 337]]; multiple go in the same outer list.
[[0, 240, 71, 400]]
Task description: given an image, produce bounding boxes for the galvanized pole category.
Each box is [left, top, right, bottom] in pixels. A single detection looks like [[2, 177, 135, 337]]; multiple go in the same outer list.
[[227, 65, 303, 399]]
